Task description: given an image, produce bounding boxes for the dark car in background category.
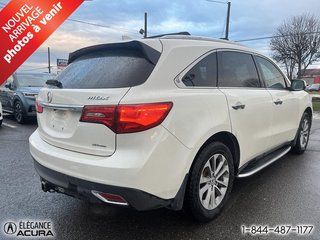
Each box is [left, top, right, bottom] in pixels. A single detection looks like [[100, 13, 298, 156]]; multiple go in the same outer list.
[[0, 73, 55, 123]]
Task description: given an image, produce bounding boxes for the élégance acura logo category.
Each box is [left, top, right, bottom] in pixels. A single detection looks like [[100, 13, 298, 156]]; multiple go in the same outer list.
[[2, 220, 54, 238]]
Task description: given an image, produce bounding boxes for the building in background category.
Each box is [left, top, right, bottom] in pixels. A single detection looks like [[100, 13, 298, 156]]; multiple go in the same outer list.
[[302, 69, 320, 85], [57, 59, 68, 74]]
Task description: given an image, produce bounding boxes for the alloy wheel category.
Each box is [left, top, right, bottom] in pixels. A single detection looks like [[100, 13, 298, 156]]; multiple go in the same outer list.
[[199, 153, 230, 210], [300, 117, 310, 149], [14, 102, 23, 122]]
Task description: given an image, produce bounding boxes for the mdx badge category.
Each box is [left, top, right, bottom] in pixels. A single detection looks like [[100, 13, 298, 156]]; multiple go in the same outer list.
[[88, 96, 110, 101]]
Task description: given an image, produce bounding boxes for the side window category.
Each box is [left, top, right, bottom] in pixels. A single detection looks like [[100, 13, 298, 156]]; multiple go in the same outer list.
[[256, 56, 286, 89], [218, 51, 260, 88], [181, 52, 217, 87]]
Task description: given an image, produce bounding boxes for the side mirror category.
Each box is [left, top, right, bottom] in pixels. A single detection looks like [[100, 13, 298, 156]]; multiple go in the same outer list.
[[290, 79, 306, 91], [5, 82, 12, 90]]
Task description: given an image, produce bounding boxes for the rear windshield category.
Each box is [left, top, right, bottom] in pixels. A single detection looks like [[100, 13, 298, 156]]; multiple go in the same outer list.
[[57, 49, 157, 89]]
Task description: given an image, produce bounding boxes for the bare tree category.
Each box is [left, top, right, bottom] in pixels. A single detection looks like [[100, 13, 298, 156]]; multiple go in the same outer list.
[[270, 14, 320, 79]]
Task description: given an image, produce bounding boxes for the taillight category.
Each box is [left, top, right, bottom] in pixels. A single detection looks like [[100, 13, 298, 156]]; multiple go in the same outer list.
[[35, 101, 43, 113], [80, 102, 173, 134], [117, 103, 173, 133], [80, 106, 116, 129]]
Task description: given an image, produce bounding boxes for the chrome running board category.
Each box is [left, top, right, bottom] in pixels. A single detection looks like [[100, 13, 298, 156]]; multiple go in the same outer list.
[[237, 146, 291, 178]]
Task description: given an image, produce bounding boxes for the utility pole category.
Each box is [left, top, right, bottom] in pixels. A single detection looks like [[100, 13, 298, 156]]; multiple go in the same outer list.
[[47, 47, 51, 73], [206, 0, 231, 40], [225, 2, 231, 40], [144, 12, 147, 38]]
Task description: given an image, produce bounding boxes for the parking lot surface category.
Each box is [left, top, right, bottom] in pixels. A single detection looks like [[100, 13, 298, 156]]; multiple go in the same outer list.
[[0, 115, 319, 240]]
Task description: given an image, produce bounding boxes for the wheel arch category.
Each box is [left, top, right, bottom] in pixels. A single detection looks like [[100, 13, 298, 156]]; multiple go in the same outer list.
[[291, 106, 313, 148], [305, 107, 312, 120], [13, 95, 24, 107], [189, 131, 240, 175]]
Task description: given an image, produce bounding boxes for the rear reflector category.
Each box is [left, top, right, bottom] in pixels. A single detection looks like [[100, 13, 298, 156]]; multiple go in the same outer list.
[[35, 101, 43, 113], [80, 102, 173, 133], [91, 191, 128, 206]]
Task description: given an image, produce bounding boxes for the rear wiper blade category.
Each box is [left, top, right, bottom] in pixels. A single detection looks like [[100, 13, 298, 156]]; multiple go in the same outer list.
[[46, 79, 63, 88]]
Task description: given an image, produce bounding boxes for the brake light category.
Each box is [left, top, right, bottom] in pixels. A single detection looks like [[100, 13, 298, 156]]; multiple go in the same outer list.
[[35, 101, 43, 113], [80, 102, 173, 133]]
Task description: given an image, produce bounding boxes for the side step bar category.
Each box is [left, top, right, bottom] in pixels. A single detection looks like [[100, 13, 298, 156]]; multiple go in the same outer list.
[[237, 146, 291, 178]]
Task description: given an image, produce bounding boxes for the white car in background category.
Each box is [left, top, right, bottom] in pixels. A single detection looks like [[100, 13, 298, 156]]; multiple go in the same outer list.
[[29, 35, 312, 222], [306, 83, 320, 92], [0, 101, 3, 126]]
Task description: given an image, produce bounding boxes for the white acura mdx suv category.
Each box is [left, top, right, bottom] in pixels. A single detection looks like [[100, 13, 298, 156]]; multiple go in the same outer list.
[[29, 35, 312, 222]]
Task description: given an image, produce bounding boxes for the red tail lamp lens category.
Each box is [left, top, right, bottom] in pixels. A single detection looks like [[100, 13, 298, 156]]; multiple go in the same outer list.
[[117, 102, 173, 133], [35, 101, 43, 113], [80, 102, 173, 133]]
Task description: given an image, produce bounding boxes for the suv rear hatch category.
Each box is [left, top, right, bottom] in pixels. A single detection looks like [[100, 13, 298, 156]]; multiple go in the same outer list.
[[36, 40, 162, 156]]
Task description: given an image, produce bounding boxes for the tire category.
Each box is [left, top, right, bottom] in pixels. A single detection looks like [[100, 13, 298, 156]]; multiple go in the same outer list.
[[184, 142, 234, 222], [291, 112, 311, 154], [14, 100, 26, 124]]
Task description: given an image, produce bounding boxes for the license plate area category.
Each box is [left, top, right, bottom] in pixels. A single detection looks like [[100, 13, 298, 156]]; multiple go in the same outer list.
[[50, 109, 68, 132]]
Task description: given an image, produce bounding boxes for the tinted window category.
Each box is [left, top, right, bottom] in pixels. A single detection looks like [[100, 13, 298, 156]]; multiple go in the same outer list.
[[57, 49, 156, 89], [256, 56, 286, 89], [181, 52, 217, 87], [218, 52, 260, 88]]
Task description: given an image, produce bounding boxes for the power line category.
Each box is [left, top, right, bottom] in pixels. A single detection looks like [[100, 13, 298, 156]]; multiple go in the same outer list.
[[206, 0, 228, 4], [67, 18, 141, 35], [19, 67, 51, 72], [235, 31, 320, 42], [20, 66, 58, 71], [235, 36, 274, 42]]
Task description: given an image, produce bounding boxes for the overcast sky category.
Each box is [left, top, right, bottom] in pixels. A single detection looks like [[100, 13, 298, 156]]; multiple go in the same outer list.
[[2, 0, 320, 72]]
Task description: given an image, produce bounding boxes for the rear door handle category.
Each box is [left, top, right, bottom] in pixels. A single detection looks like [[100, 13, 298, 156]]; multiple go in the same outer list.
[[274, 99, 283, 105], [232, 102, 246, 110]]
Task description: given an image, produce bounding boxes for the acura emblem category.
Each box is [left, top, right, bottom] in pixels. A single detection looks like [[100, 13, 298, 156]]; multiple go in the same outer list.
[[47, 91, 53, 103], [3, 222, 17, 234]]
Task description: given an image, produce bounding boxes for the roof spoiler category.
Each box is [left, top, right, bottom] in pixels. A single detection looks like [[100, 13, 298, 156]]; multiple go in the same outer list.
[[68, 41, 161, 65]]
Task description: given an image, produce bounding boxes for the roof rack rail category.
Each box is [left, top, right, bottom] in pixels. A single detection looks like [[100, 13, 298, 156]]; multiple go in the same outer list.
[[157, 35, 246, 47], [147, 32, 191, 39]]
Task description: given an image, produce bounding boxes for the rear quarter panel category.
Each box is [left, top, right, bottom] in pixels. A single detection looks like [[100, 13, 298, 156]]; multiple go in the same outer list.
[[121, 42, 232, 174]]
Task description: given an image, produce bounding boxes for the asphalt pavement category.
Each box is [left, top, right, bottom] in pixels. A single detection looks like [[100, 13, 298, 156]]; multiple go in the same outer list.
[[0, 114, 319, 240]]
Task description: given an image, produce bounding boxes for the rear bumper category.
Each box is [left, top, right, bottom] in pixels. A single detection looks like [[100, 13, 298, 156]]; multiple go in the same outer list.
[[29, 126, 192, 203], [34, 160, 187, 210]]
